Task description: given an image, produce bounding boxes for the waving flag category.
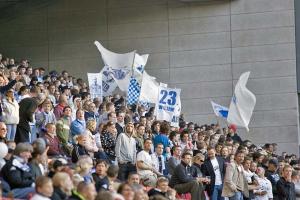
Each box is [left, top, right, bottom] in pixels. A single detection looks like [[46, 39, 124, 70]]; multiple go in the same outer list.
[[127, 77, 141, 105], [211, 101, 228, 118], [94, 41, 135, 92], [227, 72, 256, 131], [139, 71, 159, 104]]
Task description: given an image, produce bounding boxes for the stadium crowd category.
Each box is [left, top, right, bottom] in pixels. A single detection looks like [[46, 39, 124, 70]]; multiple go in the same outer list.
[[0, 53, 298, 200]]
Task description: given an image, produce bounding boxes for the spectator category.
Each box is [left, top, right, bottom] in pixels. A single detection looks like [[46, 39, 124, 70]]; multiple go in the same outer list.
[[115, 122, 137, 181], [92, 159, 109, 191], [151, 143, 166, 177], [44, 123, 64, 157], [69, 181, 97, 200], [36, 102, 57, 135], [265, 158, 280, 198], [54, 94, 68, 119], [56, 106, 72, 156], [31, 176, 53, 200], [72, 134, 89, 163], [0, 122, 7, 143], [201, 147, 226, 200], [2, 89, 19, 140], [117, 183, 134, 200], [127, 173, 140, 186], [253, 167, 273, 200], [276, 165, 296, 200], [148, 177, 169, 198], [101, 121, 117, 163], [167, 145, 182, 176], [222, 150, 249, 200], [192, 153, 205, 178], [227, 124, 242, 143], [70, 109, 86, 142], [170, 152, 206, 200]]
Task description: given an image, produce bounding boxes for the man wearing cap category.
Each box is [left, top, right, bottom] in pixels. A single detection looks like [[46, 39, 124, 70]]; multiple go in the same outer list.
[[1, 142, 35, 198], [265, 159, 280, 199], [227, 124, 242, 143], [115, 122, 137, 181]]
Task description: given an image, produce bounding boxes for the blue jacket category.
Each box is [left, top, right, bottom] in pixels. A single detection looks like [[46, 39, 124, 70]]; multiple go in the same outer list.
[[70, 119, 86, 139]]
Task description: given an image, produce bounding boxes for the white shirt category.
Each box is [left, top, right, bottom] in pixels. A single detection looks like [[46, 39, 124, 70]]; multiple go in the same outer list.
[[31, 194, 51, 200], [254, 177, 273, 200], [137, 150, 153, 176], [151, 153, 166, 174], [210, 157, 222, 185]]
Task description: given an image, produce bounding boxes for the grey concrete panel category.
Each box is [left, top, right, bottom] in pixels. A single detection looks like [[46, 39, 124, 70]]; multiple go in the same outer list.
[[108, 21, 168, 40], [231, 0, 294, 14], [184, 114, 221, 126], [231, 11, 294, 31], [176, 81, 233, 99], [5, 14, 47, 31], [107, 0, 167, 8], [170, 48, 231, 67], [64, 0, 106, 12], [250, 109, 297, 128], [276, 143, 299, 155], [4, 45, 48, 63], [245, 76, 297, 95], [170, 32, 230, 51], [232, 44, 296, 63], [169, 16, 230, 36], [238, 126, 298, 145], [182, 97, 231, 115], [168, 1, 229, 19], [108, 37, 169, 53], [232, 27, 295, 47], [254, 93, 298, 111], [145, 69, 170, 83], [108, 5, 168, 25], [145, 53, 169, 70], [232, 60, 296, 79], [170, 64, 232, 83]]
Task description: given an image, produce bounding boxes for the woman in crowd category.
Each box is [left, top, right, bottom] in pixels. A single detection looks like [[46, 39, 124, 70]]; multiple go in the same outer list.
[[100, 121, 117, 163]]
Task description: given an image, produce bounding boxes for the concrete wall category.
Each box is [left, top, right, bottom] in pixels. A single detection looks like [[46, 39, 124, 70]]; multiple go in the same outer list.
[[0, 0, 298, 154]]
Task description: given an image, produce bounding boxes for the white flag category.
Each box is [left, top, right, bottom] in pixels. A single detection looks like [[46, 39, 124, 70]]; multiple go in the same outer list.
[[133, 53, 149, 84], [101, 66, 118, 96], [211, 101, 228, 119], [156, 86, 181, 122], [171, 97, 181, 127], [227, 72, 256, 131], [94, 41, 135, 92], [139, 71, 159, 104], [87, 72, 102, 100]]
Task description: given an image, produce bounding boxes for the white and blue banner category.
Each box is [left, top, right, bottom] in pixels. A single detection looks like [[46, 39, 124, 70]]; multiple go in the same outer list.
[[94, 41, 135, 92], [227, 71, 256, 131], [87, 72, 102, 100], [211, 101, 228, 119], [100, 66, 118, 97], [156, 86, 181, 122]]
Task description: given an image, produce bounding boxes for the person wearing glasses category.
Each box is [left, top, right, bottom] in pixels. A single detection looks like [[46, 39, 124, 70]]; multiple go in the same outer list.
[[201, 147, 226, 200], [192, 153, 206, 178]]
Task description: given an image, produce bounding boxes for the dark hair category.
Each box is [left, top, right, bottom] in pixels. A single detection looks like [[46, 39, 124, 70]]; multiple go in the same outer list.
[[117, 183, 132, 194], [181, 151, 192, 159], [95, 159, 108, 168], [63, 106, 71, 112], [107, 165, 119, 178], [160, 121, 170, 135]]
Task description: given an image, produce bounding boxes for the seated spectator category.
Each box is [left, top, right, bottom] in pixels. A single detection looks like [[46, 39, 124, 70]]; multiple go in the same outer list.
[[167, 145, 182, 176], [72, 134, 89, 163], [31, 176, 53, 200], [0, 122, 7, 143], [85, 119, 99, 159], [44, 123, 64, 157], [265, 158, 280, 198], [52, 172, 74, 200], [2, 89, 19, 141], [92, 159, 109, 191], [170, 152, 206, 200], [127, 173, 140, 186], [107, 164, 120, 192], [29, 140, 48, 179], [117, 183, 135, 200], [69, 181, 97, 200], [36, 101, 56, 135], [74, 155, 94, 184], [54, 94, 68, 119], [1, 142, 35, 198], [151, 143, 167, 177], [148, 177, 169, 199]]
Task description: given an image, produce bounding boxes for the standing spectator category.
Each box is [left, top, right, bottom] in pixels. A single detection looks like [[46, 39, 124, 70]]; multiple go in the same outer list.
[[201, 147, 226, 200], [151, 143, 167, 177], [31, 176, 54, 200], [115, 111, 125, 136], [265, 159, 280, 199], [192, 153, 205, 178], [84, 102, 99, 122], [253, 167, 273, 200], [84, 119, 99, 159], [180, 130, 193, 151], [170, 151, 206, 200], [135, 124, 145, 152], [70, 109, 86, 142], [56, 106, 72, 156], [136, 138, 158, 187], [153, 122, 171, 153], [222, 150, 249, 200], [15, 97, 39, 143], [36, 102, 57, 135], [101, 121, 117, 163], [2, 89, 19, 140], [227, 124, 242, 143], [276, 165, 296, 200], [115, 122, 137, 181], [167, 145, 182, 176]]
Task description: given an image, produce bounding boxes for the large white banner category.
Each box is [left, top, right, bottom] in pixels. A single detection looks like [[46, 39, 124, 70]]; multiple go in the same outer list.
[[156, 86, 181, 123], [101, 66, 118, 96], [227, 71, 256, 131], [139, 71, 159, 104], [87, 72, 102, 100]]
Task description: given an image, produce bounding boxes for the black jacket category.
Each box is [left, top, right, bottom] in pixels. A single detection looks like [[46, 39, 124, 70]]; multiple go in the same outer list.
[[169, 161, 197, 187], [276, 177, 296, 200], [201, 156, 226, 196], [51, 187, 68, 200], [1, 157, 34, 189], [92, 173, 109, 191], [72, 144, 89, 163], [115, 123, 124, 137]]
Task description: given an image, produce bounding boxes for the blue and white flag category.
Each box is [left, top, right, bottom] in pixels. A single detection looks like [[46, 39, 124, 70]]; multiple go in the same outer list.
[[227, 71, 256, 131], [87, 72, 102, 100], [101, 66, 118, 96], [94, 41, 135, 92], [139, 71, 159, 104], [127, 77, 141, 105], [211, 101, 228, 119], [156, 86, 181, 122]]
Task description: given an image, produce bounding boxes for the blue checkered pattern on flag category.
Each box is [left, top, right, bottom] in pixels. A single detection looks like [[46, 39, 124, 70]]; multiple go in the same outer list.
[[127, 77, 141, 105]]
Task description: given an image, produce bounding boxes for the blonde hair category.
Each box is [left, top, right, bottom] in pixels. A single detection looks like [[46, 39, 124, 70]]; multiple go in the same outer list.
[[52, 172, 70, 187], [86, 119, 96, 131]]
